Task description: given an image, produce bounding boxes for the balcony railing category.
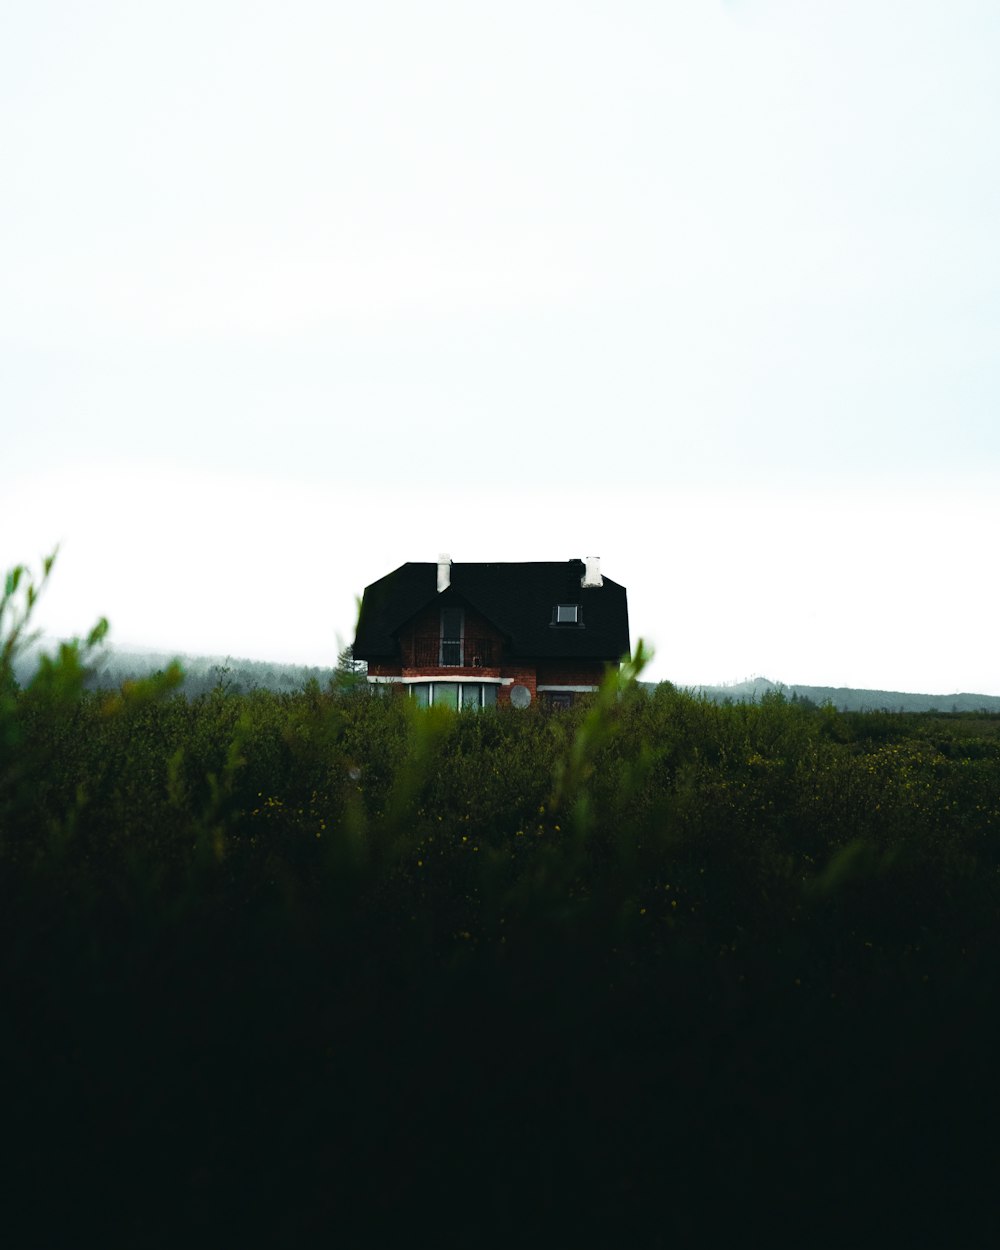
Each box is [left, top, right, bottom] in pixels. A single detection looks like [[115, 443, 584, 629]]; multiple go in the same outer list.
[[405, 635, 498, 668]]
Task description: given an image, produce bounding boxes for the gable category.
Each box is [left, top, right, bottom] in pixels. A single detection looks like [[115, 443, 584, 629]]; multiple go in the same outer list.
[[392, 593, 509, 651]]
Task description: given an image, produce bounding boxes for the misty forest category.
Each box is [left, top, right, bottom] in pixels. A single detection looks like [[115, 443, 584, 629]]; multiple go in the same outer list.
[[4, 555, 1000, 1245]]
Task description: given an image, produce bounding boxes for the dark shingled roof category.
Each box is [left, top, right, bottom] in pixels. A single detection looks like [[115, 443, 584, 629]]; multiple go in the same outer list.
[[354, 560, 630, 662]]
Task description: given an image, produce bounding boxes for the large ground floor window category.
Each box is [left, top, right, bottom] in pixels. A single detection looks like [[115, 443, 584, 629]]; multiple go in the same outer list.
[[410, 682, 498, 710]]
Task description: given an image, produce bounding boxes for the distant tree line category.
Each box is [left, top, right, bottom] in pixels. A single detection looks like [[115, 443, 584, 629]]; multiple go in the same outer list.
[[11, 641, 369, 699]]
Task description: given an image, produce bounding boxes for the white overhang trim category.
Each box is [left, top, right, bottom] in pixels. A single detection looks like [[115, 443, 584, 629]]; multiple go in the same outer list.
[[537, 684, 600, 693], [368, 675, 505, 685]]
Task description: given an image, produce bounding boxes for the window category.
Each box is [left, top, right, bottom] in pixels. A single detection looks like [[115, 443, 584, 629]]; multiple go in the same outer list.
[[409, 682, 497, 709], [462, 682, 498, 710], [555, 604, 580, 624], [441, 607, 463, 665], [434, 682, 459, 710]]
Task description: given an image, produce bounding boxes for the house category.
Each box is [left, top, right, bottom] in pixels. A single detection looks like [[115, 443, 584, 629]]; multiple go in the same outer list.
[[352, 555, 630, 709]]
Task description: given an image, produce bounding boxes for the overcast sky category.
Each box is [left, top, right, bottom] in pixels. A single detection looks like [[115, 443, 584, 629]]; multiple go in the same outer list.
[[3, 1, 999, 694]]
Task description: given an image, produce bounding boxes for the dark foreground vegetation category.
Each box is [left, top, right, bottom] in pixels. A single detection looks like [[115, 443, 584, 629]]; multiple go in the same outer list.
[[4, 559, 1000, 1246]]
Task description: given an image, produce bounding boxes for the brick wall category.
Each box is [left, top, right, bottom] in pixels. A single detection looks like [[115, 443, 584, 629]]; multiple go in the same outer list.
[[498, 665, 537, 706], [368, 661, 403, 678], [535, 660, 610, 687]]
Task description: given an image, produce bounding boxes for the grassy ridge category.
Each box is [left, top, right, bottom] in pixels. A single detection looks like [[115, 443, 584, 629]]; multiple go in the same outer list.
[[4, 565, 1000, 1245]]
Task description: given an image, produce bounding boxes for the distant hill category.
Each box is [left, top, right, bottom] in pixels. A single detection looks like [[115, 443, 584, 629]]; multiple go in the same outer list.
[[671, 676, 1000, 714]]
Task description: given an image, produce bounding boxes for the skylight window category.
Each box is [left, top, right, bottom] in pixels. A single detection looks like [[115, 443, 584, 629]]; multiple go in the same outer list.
[[555, 604, 580, 624]]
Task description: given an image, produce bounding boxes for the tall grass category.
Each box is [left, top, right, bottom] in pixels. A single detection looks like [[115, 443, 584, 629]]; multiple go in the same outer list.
[[3, 555, 1000, 1246]]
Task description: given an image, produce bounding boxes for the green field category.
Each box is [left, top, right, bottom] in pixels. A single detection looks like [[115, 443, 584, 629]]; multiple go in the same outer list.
[[4, 561, 1000, 1245]]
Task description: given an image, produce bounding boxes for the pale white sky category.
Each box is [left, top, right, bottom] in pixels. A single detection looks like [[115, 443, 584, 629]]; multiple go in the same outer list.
[[3, 2, 999, 693]]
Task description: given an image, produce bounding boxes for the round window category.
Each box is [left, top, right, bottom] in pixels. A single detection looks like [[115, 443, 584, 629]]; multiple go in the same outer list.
[[510, 684, 531, 709]]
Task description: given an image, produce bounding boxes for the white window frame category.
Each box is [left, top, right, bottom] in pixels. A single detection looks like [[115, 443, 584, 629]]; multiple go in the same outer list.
[[555, 604, 580, 624], [406, 679, 499, 709], [367, 676, 504, 686], [536, 684, 599, 693]]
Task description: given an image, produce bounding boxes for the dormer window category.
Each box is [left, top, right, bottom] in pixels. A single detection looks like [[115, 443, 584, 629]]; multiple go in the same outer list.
[[554, 604, 580, 624]]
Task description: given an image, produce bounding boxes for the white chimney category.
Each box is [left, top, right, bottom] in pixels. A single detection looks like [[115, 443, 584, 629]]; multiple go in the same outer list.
[[437, 553, 452, 593], [582, 555, 603, 588]]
